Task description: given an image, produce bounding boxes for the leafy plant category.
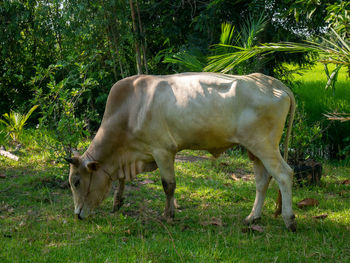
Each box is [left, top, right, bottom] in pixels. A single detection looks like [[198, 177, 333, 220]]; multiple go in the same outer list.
[[288, 104, 325, 163], [31, 61, 96, 158], [164, 13, 268, 74], [326, 1, 350, 38], [163, 48, 207, 72], [205, 15, 267, 74], [0, 105, 38, 143], [205, 28, 349, 86]]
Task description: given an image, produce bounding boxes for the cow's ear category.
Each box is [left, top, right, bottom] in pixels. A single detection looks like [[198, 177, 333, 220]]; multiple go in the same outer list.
[[65, 157, 80, 166], [85, 161, 100, 172]]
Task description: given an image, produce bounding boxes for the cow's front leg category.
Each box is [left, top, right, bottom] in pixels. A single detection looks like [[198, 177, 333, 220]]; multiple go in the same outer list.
[[152, 150, 176, 219], [244, 157, 271, 225], [112, 179, 125, 213]]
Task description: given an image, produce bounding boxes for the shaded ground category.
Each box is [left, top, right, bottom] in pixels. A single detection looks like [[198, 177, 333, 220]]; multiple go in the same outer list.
[[175, 153, 211, 163]]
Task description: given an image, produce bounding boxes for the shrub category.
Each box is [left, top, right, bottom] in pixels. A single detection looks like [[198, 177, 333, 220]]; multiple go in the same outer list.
[[30, 62, 98, 158]]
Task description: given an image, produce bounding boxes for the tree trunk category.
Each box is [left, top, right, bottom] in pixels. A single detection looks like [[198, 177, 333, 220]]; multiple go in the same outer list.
[[101, 0, 124, 80], [135, 0, 148, 74], [129, 0, 143, 74]]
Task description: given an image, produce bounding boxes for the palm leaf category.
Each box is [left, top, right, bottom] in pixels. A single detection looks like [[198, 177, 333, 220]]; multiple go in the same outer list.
[[20, 105, 38, 130], [205, 27, 350, 73], [163, 51, 206, 72], [0, 105, 38, 142], [220, 23, 238, 45]]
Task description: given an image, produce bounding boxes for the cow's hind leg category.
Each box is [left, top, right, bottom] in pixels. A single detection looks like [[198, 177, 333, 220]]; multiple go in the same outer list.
[[259, 152, 296, 231], [112, 179, 125, 213], [152, 150, 176, 219], [244, 153, 271, 225]]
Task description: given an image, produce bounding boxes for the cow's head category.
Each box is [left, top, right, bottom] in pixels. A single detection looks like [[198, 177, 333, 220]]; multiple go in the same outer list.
[[66, 155, 112, 219]]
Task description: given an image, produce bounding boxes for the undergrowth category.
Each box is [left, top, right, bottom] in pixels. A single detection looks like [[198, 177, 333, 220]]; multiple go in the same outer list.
[[289, 63, 350, 161]]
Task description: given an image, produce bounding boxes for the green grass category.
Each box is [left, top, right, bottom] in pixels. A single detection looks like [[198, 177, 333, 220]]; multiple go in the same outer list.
[[287, 63, 350, 160], [1, 135, 350, 263], [290, 63, 350, 122]]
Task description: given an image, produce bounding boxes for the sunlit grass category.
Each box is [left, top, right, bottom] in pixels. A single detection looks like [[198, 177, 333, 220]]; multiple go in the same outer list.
[[288, 63, 350, 122]]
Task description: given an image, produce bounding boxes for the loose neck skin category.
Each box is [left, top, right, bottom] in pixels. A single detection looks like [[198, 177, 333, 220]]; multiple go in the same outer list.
[[83, 127, 121, 180]]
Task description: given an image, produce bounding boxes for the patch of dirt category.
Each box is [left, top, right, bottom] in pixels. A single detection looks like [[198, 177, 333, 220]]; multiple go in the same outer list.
[[175, 153, 253, 181]]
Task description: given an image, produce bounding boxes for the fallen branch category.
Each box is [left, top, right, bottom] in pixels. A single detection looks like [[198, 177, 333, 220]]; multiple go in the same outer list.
[[0, 150, 19, 161], [324, 112, 350, 122]]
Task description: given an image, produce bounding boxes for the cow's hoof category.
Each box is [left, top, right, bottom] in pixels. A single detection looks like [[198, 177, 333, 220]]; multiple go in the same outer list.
[[288, 222, 297, 232], [111, 206, 120, 214], [285, 214, 296, 232], [164, 209, 175, 219], [160, 215, 174, 224], [243, 216, 261, 225], [112, 198, 125, 213]]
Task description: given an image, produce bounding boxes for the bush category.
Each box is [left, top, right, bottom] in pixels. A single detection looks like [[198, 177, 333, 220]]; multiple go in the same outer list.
[[30, 61, 98, 158]]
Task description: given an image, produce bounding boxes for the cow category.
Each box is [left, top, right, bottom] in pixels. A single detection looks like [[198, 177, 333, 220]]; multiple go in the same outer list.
[[66, 72, 296, 231]]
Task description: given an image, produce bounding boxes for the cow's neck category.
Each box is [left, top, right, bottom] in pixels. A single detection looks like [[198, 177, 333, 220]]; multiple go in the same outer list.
[[83, 130, 142, 181], [83, 131, 122, 179]]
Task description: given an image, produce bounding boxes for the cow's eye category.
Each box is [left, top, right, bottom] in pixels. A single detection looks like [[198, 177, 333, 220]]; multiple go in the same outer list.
[[74, 178, 80, 188]]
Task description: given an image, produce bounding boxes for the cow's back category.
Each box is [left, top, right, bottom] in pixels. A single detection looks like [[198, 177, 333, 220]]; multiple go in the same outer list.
[[107, 72, 293, 152]]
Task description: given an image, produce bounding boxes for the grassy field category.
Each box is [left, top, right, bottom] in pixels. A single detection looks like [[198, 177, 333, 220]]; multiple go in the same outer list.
[[1, 143, 350, 263], [290, 63, 350, 122]]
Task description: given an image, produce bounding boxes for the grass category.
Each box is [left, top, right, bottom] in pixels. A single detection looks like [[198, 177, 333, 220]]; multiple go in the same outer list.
[[1, 135, 350, 263], [290, 63, 350, 122], [287, 63, 350, 160]]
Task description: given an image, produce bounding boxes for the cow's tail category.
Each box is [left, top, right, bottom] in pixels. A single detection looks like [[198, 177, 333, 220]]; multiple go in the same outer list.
[[275, 86, 295, 218], [283, 88, 296, 162]]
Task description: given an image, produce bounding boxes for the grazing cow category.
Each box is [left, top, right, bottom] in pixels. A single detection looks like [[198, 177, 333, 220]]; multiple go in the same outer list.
[[66, 72, 296, 231]]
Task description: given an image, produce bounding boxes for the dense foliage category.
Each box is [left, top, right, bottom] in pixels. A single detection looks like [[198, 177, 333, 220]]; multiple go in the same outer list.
[[0, 0, 349, 159]]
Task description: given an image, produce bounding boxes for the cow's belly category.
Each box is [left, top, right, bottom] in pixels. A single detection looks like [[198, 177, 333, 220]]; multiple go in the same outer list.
[[163, 107, 240, 152], [175, 122, 236, 149]]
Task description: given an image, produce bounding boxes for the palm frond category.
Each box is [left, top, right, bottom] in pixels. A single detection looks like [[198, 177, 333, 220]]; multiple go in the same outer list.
[[21, 105, 39, 129], [0, 105, 38, 142], [240, 13, 267, 48], [220, 23, 237, 45], [163, 51, 206, 72], [205, 27, 350, 73]]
